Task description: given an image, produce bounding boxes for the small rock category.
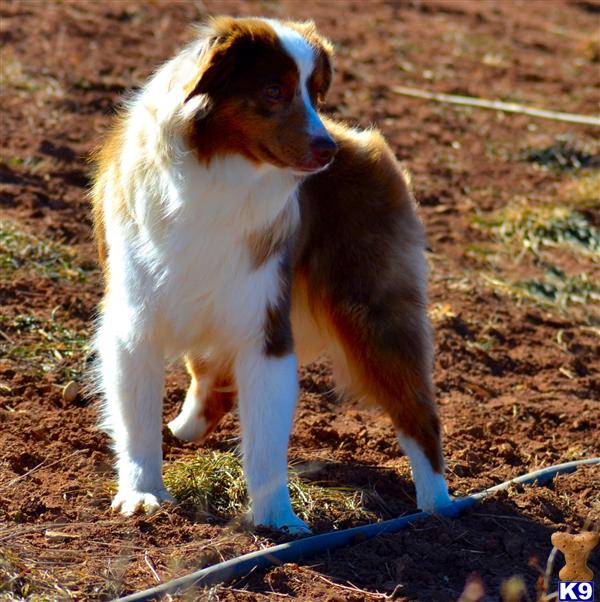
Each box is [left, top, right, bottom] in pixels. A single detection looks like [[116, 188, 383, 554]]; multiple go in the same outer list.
[[62, 381, 79, 403]]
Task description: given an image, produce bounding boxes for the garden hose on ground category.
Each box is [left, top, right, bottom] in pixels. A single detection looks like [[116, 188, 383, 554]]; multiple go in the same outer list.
[[114, 457, 599, 602]]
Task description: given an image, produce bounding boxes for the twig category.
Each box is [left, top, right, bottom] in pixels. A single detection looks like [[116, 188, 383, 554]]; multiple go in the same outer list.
[[471, 512, 534, 523], [234, 587, 290, 598], [0, 449, 87, 492], [0, 329, 14, 343], [144, 552, 173, 602], [144, 552, 162, 584], [392, 86, 600, 126], [310, 573, 393, 600], [542, 546, 559, 601]]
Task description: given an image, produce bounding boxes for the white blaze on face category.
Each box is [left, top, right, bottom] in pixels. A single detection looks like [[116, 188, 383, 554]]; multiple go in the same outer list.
[[264, 19, 327, 139]]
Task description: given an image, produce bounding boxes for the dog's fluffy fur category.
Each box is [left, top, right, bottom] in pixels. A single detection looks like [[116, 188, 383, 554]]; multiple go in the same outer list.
[[91, 16, 452, 532]]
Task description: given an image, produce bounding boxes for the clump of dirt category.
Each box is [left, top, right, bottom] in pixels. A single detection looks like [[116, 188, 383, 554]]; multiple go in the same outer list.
[[1, 1, 598, 601]]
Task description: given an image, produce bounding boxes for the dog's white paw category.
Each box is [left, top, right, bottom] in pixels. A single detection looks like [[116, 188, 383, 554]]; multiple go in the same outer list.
[[419, 488, 462, 518], [416, 472, 454, 515], [111, 488, 175, 516], [277, 514, 312, 535], [167, 413, 208, 443], [253, 507, 311, 534]]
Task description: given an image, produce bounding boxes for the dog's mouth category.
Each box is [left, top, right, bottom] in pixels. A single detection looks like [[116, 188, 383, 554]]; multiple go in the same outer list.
[[258, 144, 287, 169], [257, 145, 335, 176], [290, 158, 335, 176]]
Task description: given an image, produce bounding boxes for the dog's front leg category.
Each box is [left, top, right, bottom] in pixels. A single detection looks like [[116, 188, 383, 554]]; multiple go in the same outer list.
[[97, 315, 173, 515], [234, 347, 309, 534]]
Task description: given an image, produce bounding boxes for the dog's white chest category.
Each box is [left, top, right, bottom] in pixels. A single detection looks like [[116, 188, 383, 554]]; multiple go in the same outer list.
[[154, 155, 297, 355], [159, 233, 279, 354]]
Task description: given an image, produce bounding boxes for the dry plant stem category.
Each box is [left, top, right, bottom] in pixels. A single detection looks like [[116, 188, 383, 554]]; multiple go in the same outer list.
[[543, 546, 558, 599], [144, 552, 162, 584], [392, 86, 600, 126], [0, 449, 87, 492], [311, 573, 394, 600]]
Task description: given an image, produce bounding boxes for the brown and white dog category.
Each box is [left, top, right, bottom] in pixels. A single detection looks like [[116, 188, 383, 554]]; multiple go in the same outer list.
[[91, 16, 453, 533]]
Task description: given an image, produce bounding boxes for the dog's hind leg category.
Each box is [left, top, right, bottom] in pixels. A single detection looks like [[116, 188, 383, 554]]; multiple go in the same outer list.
[[322, 298, 453, 514], [168, 356, 236, 443]]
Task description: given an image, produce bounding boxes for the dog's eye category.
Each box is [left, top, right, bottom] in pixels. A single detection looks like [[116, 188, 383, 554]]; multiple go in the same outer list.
[[263, 85, 283, 101]]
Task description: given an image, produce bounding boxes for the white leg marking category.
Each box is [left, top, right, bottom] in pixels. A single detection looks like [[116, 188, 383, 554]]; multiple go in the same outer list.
[[168, 375, 211, 443], [235, 349, 309, 534], [97, 318, 173, 515], [396, 432, 452, 513]]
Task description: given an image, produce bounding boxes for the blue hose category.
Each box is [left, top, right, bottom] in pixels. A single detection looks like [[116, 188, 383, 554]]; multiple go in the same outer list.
[[114, 457, 599, 602]]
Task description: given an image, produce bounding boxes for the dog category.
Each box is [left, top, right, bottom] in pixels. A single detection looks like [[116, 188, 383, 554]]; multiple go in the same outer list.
[[91, 16, 453, 533]]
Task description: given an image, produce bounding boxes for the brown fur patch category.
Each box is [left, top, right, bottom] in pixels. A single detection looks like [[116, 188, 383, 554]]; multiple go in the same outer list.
[[264, 249, 294, 357], [201, 372, 236, 440], [185, 357, 236, 441], [308, 48, 333, 105], [246, 203, 298, 269], [293, 119, 444, 472], [185, 18, 298, 165], [88, 114, 130, 280], [185, 17, 281, 102]]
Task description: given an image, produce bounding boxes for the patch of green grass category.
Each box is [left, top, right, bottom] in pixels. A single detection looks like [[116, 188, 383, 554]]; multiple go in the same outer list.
[[0, 155, 47, 173], [0, 221, 94, 383], [0, 551, 42, 600], [164, 451, 247, 518], [516, 269, 600, 310], [0, 312, 90, 381], [164, 450, 374, 527], [521, 139, 599, 171], [481, 269, 600, 324], [473, 203, 599, 258], [0, 220, 94, 283], [471, 177, 600, 324]]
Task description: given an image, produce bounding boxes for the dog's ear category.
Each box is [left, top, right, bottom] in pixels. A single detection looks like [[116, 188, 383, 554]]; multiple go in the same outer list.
[[289, 20, 334, 103], [314, 47, 333, 103], [184, 17, 267, 104], [307, 32, 334, 103], [184, 34, 240, 103]]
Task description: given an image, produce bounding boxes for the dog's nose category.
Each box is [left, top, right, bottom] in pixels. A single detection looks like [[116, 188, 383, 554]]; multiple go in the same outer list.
[[310, 136, 338, 167]]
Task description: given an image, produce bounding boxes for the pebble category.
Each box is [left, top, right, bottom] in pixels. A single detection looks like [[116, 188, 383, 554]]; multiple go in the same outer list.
[[62, 381, 79, 403]]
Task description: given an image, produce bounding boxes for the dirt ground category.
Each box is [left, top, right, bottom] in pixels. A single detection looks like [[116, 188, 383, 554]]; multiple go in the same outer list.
[[1, 1, 599, 600]]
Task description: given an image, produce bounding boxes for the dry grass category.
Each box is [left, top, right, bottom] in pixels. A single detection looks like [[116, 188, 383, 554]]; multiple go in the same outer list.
[[0, 546, 110, 602], [469, 163, 600, 325], [473, 202, 599, 259], [164, 450, 376, 528], [0, 220, 95, 283], [0, 312, 90, 383], [0, 46, 64, 99], [561, 169, 600, 210]]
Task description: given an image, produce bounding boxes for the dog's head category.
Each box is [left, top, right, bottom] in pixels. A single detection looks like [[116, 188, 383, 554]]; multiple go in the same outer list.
[[184, 17, 337, 174]]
